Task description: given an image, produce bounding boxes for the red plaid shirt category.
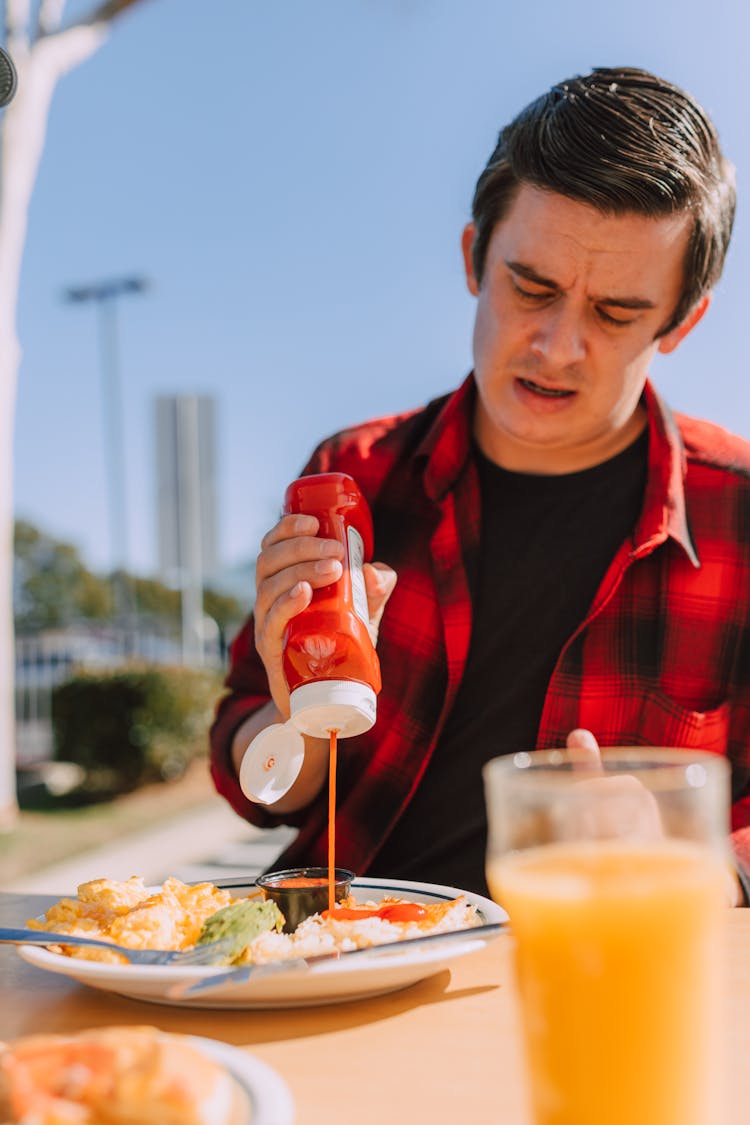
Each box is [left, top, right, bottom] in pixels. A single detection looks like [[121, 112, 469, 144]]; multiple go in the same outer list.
[[210, 374, 750, 876]]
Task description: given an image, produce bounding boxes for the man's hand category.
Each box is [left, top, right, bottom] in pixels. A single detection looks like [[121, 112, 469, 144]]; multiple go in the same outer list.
[[565, 728, 662, 840], [565, 729, 740, 906], [253, 513, 396, 718]]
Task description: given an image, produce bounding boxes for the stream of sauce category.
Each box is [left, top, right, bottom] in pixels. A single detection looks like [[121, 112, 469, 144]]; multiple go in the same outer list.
[[327, 728, 338, 912], [324, 726, 427, 922]]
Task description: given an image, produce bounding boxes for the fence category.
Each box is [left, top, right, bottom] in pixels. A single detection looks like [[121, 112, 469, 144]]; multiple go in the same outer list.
[[15, 623, 222, 766]]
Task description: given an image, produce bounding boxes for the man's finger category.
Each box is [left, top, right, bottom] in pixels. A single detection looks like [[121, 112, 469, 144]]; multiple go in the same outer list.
[[364, 562, 397, 631], [566, 728, 603, 772]]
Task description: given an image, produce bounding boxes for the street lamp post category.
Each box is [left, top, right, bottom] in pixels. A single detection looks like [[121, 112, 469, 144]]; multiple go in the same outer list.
[[64, 277, 148, 629]]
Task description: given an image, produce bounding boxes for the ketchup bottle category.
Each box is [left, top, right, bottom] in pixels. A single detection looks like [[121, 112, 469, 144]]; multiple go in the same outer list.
[[239, 472, 381, 805], [283, 473, 381, 737]]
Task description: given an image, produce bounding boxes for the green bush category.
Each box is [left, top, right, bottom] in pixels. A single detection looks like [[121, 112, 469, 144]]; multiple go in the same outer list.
[[51, 664, 223, 798]]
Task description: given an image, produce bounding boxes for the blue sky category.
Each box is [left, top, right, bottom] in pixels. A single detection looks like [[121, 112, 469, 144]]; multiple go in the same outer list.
[[12, 0, 750, 591]]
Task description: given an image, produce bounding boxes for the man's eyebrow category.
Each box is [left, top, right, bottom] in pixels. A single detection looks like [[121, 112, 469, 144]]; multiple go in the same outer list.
[[505, 260, 559, 289], [594, 294, 656, 311], [505, 259, 656, 311]]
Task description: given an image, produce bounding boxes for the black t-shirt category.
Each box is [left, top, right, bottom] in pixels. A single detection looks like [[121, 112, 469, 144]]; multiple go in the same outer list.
[[371, 430, 649, 895]]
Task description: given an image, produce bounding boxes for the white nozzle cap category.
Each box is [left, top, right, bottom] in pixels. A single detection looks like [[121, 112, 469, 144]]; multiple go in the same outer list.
[[239, 722, 305, 805], [289, 679, 377, 739]]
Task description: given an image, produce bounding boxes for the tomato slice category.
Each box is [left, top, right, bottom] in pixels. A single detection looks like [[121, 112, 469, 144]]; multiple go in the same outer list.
[[377, 903, 428, 923], [322, 901, 428, 922]]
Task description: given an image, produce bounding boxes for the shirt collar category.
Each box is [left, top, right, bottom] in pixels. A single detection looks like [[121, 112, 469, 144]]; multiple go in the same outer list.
[[417, 373, 699, 567], [417, 373, 477, 502], [636, 380, 700, 567]]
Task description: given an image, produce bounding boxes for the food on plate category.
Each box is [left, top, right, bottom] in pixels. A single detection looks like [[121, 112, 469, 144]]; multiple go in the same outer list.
[[237, 891, 480, 965], [0, 1025, 250, 1124], [26, 876, 234, 963], [196, 899, 284, 960], [26, 876, 482, 967]]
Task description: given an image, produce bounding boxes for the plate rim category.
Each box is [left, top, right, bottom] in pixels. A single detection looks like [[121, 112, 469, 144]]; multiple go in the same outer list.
[[183, 1035, 294, 1125]]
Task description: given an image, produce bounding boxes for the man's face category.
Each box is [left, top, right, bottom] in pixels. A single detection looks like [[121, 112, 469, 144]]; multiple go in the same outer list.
[[462, 184, 706, 474]]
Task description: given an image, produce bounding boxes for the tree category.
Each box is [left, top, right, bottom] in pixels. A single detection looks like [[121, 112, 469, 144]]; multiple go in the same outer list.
[[13, 515, 246, 651], [14, 519, 112, 628], [0, 0, 155, 829], [14, 521, 178, 631]]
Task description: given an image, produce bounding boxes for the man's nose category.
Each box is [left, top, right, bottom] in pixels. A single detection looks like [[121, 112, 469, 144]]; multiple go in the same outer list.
[[529, 304, 586, 367]]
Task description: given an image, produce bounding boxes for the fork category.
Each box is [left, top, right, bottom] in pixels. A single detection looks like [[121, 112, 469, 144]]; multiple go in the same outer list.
[[169, 920, 507, 998], [0, 927, 235, 966]]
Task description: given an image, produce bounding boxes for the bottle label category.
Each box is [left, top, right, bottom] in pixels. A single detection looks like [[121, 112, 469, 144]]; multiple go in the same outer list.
[[347, 526, 369, 627]]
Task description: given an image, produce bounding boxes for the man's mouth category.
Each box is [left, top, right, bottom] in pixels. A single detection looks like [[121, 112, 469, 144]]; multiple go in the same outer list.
[[518, 378, 575, 398]]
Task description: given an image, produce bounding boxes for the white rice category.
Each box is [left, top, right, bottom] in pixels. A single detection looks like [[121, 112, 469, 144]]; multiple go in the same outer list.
[[235, 897, 480, 965]]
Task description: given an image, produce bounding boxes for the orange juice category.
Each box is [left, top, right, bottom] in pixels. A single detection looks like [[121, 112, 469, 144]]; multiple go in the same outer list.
[[489, 840, 727, 1125]]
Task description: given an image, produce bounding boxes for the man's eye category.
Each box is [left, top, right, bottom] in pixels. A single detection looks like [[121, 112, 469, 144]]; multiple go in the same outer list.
[[512, 280, 552, 302], [597, 307, 635, 327]]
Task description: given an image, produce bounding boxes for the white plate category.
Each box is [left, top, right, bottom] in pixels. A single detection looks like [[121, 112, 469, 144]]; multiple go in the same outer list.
[[19, 877, 507, 1009], [185, 1036, 294, 1125]]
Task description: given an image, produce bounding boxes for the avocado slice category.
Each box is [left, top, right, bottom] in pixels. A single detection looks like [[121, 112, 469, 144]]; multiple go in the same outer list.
[[196, 898, 285, 963]]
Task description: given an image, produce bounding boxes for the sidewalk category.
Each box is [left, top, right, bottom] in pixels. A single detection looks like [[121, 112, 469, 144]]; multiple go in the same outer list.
[[6, 796, 296, 894]]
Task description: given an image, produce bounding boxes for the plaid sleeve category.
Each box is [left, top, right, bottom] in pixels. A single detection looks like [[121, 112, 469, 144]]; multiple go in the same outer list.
[[208, 614, 307, 829]]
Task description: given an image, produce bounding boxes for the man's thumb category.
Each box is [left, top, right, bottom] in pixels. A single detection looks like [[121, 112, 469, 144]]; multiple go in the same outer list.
[[566, 728, 603, 772]]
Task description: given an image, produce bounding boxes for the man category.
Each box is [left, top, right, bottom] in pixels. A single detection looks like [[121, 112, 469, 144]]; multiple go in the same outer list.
[[210, 66, 750, 901]]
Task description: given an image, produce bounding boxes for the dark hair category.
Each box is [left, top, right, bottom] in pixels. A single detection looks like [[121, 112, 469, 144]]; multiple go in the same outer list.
[[471, 67, 736, 335]]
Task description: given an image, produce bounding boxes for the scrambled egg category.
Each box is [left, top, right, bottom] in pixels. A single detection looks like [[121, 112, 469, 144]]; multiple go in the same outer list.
[[27, 877, 233, 963]]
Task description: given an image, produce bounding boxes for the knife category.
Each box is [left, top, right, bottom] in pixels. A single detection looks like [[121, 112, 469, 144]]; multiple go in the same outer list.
[[168, 921, 506, 999]]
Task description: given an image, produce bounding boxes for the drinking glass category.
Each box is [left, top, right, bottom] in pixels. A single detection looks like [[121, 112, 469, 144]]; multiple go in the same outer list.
[[483, 748, 730, 1125]]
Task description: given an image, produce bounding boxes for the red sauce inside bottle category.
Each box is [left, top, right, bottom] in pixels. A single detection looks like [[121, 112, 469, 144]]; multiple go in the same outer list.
[[282, 474, 382, 696]]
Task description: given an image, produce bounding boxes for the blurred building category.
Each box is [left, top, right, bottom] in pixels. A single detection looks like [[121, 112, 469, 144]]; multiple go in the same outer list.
[[155, 394, 218, 664], [156, 394, 218, 584]]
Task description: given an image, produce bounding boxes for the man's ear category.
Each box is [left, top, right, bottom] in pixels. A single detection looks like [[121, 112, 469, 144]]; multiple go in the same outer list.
[[657, 294, 711, 355], [461, 223, 480, 296]]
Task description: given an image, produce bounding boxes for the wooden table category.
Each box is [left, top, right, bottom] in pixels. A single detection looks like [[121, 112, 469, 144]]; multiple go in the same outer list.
[[2, 893, 749, 1123]]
